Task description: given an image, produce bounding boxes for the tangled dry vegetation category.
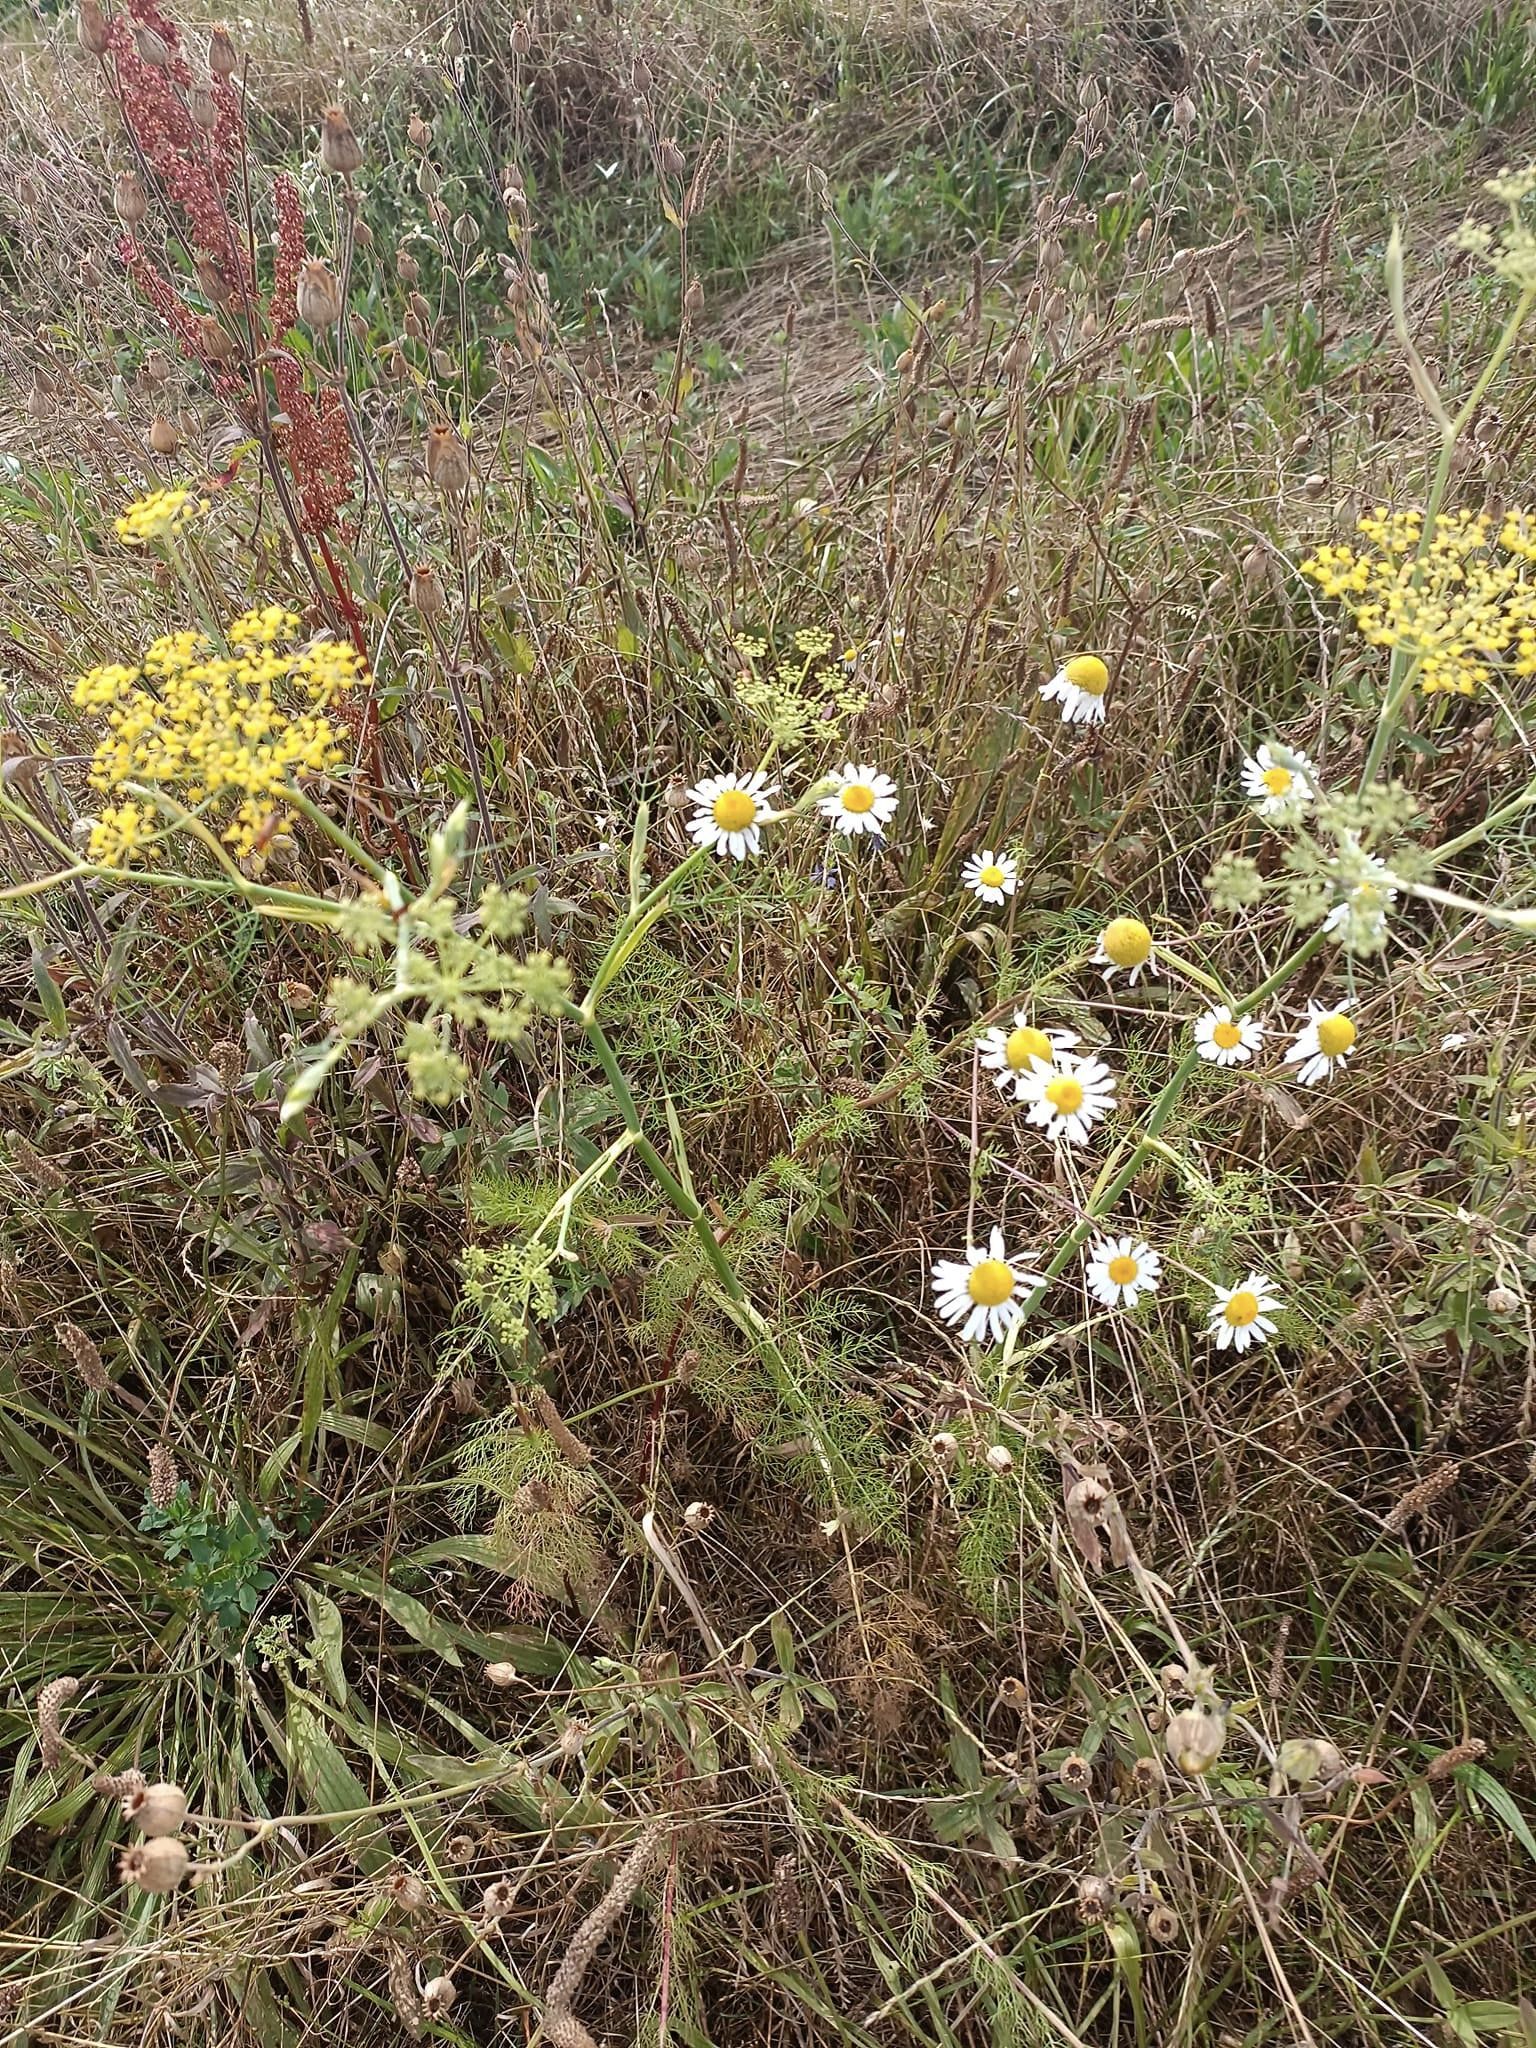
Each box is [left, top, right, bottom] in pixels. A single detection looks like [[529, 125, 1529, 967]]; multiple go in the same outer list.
[[4, 0, 1536, 2040]]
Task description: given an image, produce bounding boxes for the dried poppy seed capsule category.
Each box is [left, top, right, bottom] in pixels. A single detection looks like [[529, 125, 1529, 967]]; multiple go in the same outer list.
[[188, 85, 219, 132], [295, 259, 342, 329], [207, 22, 237, 75], [195, 255, 232, 305], [196, 315, 235, 361], [510, 16, 532, 53], [410, 563, 445, 617], [407, 111, 433, 150], [120, 1835, 189, 1893], [318, 105, 363, 177], [424, 423, 470, 495], [1145, 1901, 1180, 1943], [133, 23, 172, 64], [395, 248, 420, 283], [422, 1977, 456, 2017], [127, 1780, 187, 1836], [77, 0, 110, 56], [483, 1660, 517, 1689], [659, 136, 686, 180], [984, 1443, 1014, 1474], [113, 171, 148, 226], [149, 414, 181, 455]]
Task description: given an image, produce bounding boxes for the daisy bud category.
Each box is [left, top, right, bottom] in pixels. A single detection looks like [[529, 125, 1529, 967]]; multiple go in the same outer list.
[[126, 1780, 187, 1836], [189, 85, 219, 132], [658, 135, 687, 180], [410, 562, 446, 617], [120, 1835, 189, 1894], [1145, 1901, 1180, 1943], [319, 105, 363, 177], [483, 1660, 518, 1689], [422, 1977, 456, 2017], [76, 0, 111, 56], [407, 111, 434, 150], [1487, 1285, 1518, 1315], [207, 23, 238, 74], [682, 1499, 712, 1529], [510, 16, 532, 52], [424, 422, 471, 495], [133, 23, 172, 65], [1164, 1703, 1226, 1776], [113, 171, 148, 227], [295, 259, 343, 329]]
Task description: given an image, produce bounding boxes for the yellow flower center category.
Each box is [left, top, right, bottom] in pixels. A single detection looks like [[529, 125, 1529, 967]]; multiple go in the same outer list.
[[840, 782, 876, 814], [711, 788, 758, 832], [1212, 1019, 1242, 1050], [1261, 765, 1293, 796], [967, 1258, 1015, 1307], [1046, 1076, 1085, 1114], [1004, 1026, 1053, 1071], [1316, 1013, 1356, 1058], [979, 863, 1006, 889], [1106, 1254, 1139, 1286], [1065, 655, 1109, 696], [1223, 1290, 1260, 1327], [1101, 916, 1151, 968]]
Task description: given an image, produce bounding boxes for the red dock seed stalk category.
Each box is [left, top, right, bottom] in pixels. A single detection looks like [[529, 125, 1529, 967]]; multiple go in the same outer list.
[[269, 173, 356, 537]]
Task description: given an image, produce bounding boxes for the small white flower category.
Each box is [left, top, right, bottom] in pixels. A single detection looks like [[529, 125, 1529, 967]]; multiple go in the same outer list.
[[1207, 1272, 1282, 1352], [819, 762, 898, 837], [1018, 1048, 1117, 1145], [1040, 654, 1110, 724], [1085, 1235, 1162, 1309], [962, 849, 1018, 905], [977, 1013, 1081, 1100], [1193, 1005, 1264, 1067], [1440, 1031, 1470, 1052], [685, 770, 775, 860], [1284, 1001, 1357, 1087], [1092, 916, 1157, 985], [1241, 743, 1316, 820], [930, 1225, 1044, 1346]]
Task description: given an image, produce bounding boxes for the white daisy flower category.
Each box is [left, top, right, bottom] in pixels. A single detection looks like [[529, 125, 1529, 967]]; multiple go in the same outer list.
[[819, 762, 898, 838], [1193, 1005, 1264, 1067], [1085, 1235, 1162, 1309], [976, 1013, 1081, 1100], [1092, 916, 1157, 985], [1241, 742, 1316, 820], [1018, 1048, 1117, 1145], [1284, 1001, 1357, 1087], [685, 770, 775, 860], [962, 849, 1018, 905], [930, 1225, 1044, 1346], [1207, 1272, 1282, 1352], [1040, 654, 1110, 724]]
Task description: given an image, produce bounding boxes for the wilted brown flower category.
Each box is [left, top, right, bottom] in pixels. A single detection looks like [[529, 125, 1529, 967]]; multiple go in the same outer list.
[[207, 23, 237, 75]]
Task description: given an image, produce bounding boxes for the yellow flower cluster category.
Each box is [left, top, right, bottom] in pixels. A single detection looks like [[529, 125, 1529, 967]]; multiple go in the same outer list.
[[113, 487, 208, 545], [1301, 506, 1536, 696], [71, 607, 366, 864]]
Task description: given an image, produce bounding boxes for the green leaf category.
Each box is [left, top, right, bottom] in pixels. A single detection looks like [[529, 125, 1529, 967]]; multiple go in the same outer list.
[[284, 1688, 392, 1875], [1456, 1762, 1536, 1865], [305, 1586, 348, 1704], [314, 1565, 463, 1667], [31, 950, 67, 1035]]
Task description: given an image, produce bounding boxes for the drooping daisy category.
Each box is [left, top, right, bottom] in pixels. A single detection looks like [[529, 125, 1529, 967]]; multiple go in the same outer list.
[[1040, 654, 1110, 725], [976, 1013, 1081, 1100], [1241, 743, 1316, 821], [1086, 1236, 1162, 1310], [1018, 1048, 1117, 1146], [1284, 1001, 1357, 1087], [1092, 915, 1157, 985], [1207, 1272, 1282, 1353], [962, 849, 1018, 905], [1193, 1005, 1264, 1068], [931, 1225, 1045, 1345], [819, 762, 898, 838], [686, 770, 775, 860]]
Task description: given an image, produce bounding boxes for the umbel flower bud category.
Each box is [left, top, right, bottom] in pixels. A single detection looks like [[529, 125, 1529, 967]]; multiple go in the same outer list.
[[424, 423, 471, 495], [295, 258, 342, 329], [319, 105, 363, 177], [77, 0, 111, 57], [119, 1835, 189, 1893], [149, 414, 181, 454], [410, 562, 445, 617], [207, 23, 237, 76], [113, 170, 148, 227]]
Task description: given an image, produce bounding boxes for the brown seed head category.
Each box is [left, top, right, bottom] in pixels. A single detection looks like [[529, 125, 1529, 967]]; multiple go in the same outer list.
[[76, 0, 111, 56], [195, 254, 232, 305], [1145, 1901, 1180, 1944], [196, 315, 235, 361], [424, 423, 471, 495], [126, 1780, 188, 1836], [481, 1878, 517, 1919], [295, 259, 343, 329], [659, 136, 686, 180], [188, 85, 219, 132], [56, 1319, 109, 1391], [37, 1675, 80, 1767], [407, 111, 433, 150], [396, 247, 420, 284], [319, 105, 363, 177], [120, 1834, 189, 1894], [1058, 1753, 1092, 1791], [410, 563, 446, 617], [207, 23, 237, 75], [421, 1976, 456, 2016], [133, 23, 172, 64], [113, 171, 148, 226], [510, 16, 532, 53]]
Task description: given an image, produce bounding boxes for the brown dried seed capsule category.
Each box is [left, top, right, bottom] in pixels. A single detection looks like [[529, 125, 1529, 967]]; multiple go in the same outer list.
[[410, 563, 446, 617], [659, 136, 686, 180], [318, 105, 363, 177], [1058, 1753, 1092, 1790], [483, 1660, 517, 1689], [1146, 1901, 1180, 1943], [407, 111, 433, 150], [207, 23, 237, 75], [1165, 1704, 1226, 1776], [120, 1835, 189, 1894], [133, 23, 172, 64], [510, 16, 532, 53], [113, 171, 148, 227], [481, 1878, 516, 1919], [421, 1976, 456, 2016], [195, 255, 232, 305], [395, 248, 420, 283], [424, 423, 470, 494], [188, 85, 219, 132], [77, 0, 111, 56], [195, 315, 235, 361], [126, 1780, 187, 1836], [295, 259, 342, 329]]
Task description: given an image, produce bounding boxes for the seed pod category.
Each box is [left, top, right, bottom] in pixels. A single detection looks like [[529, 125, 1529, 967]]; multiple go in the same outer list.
[[133, 23, 172, 65], [929, 1430, 958, 1467], [77, 0, 111, 57], [683, 275, 703, 319], [659, 135, 686, 180], [1302, 472, 1328, 500], [395, 247, 420, 283], [208, 22, 237, 74], [26, 376, 51, 421], [1171, 91, 1197, 138], [80, 251, 106, 289], [1275, 1736, 1343, 1788], [481, 1879, 516, 1919], [452, 212, 479, 247], [121, 1834, 189, 1893], [196, 315, 235, 361], [510, 16, 532, 53], [113, 170, 148, 227], [422, 1977, 456, 2017], [402, 311, 425, 341], [1487, 1285, 1518, 1314], [1146, 1901, 1180, 1943], [424, 422, 470, 495], [682, 1499, 712, 1529], [142, 349, 171, 386], [1164, 1703, 1226, 1776], [188, 85, 219, 132], [410, 562, 446, 617], [127, 1780, 188, 1836], [984, 1443, 1014, 1474], [295, 258, 342, 329], [407, 111, 433, 150], [195, 254, 232, 305], [483, 1660, 517, 1689], [149, 414, 181, 454], [416, 158, 440, 201], [318, 105, 363, 177]]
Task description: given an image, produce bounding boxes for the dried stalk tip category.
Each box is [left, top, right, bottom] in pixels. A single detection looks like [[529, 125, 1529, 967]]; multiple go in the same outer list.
[[147, 1442, 180, 1509]]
